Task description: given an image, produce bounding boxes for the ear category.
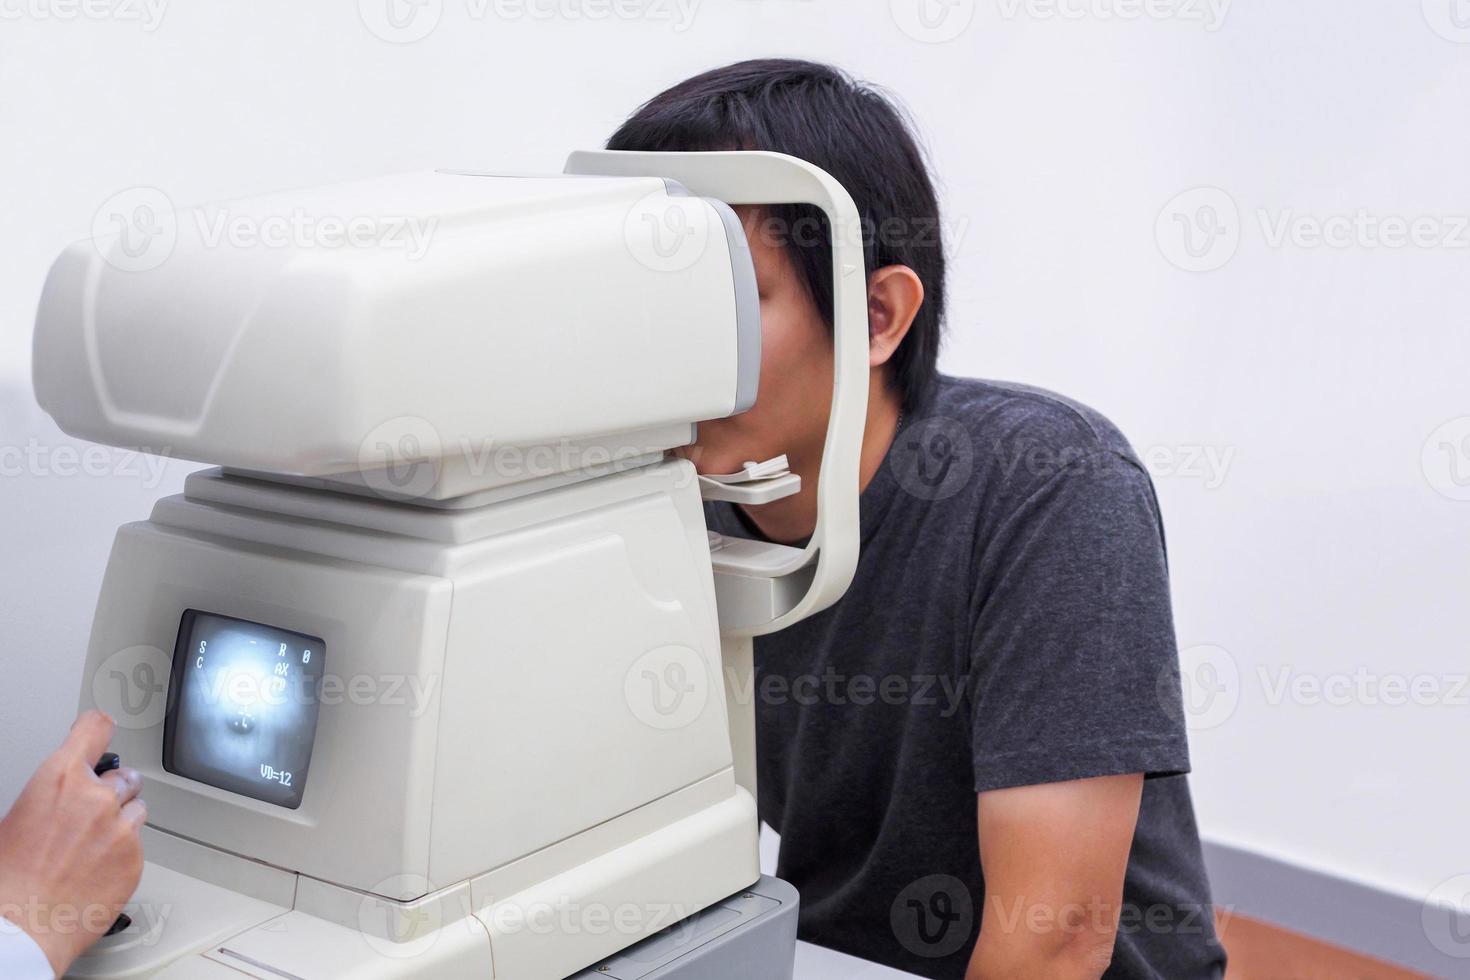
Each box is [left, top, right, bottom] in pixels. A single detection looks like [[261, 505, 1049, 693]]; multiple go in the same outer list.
[[866, 264, 925, 369]]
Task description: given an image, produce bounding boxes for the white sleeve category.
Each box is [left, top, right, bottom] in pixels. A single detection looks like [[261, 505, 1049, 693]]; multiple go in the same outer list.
[[0, 921, 55, 980]]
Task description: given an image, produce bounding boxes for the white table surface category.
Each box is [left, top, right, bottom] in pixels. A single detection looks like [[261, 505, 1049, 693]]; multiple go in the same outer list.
[[795, 941, 924, 978]]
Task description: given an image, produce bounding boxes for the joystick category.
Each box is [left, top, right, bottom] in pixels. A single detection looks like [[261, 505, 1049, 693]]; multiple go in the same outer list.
[[91, 752, 132, 939]]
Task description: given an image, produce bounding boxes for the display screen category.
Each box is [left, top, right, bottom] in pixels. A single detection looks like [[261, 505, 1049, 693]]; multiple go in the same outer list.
[[163, 610, 325, 809]]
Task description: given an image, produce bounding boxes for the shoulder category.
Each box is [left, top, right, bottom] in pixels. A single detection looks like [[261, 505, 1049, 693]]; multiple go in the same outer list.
[[924, 375, 1138, 462], [905, 375, 1155, 512], [922, 374, 1146, 470]]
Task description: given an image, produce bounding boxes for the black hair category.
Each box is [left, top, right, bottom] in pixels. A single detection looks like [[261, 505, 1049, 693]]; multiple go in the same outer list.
[[607, 59, 946, 412]]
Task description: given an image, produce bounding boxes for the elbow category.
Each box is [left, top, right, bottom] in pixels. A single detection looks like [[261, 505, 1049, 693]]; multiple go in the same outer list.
[[969, 928, 1117, 980], [1062, 931, 1118, 980]]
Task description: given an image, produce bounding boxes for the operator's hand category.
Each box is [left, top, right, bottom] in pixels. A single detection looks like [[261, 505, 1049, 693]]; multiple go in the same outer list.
[[0, 710, 146, 977]]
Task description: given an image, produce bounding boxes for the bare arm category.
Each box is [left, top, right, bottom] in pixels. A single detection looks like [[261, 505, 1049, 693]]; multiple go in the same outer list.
[[967, 773, 1143, 980]]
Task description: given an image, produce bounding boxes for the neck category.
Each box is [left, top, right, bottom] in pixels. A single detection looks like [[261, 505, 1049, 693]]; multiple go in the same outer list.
[[740, 372, 903, 545]]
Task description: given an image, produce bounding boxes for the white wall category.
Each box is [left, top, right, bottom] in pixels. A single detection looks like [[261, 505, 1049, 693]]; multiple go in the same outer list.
[[3, 0, 1467, 947]]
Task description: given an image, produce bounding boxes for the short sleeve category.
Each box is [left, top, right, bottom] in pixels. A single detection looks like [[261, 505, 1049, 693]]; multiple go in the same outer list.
[[968, 450, 1190, 793]]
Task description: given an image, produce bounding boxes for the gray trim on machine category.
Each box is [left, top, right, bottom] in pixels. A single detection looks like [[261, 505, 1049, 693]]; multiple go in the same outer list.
[[660, 178, 760, 417], [566, 875, 799, 979], [706, 197, 761, 415]]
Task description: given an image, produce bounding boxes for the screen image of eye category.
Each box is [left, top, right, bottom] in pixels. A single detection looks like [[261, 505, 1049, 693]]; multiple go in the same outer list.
[[211, 632, 289, 735]]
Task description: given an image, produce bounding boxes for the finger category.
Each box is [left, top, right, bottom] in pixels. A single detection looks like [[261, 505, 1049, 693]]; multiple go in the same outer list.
[[120, 798, 148, 832], [61, 710, 115, 768], [100, 767, 144, 807]]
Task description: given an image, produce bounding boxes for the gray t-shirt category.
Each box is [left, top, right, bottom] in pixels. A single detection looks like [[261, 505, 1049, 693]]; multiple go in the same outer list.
[[705, 375, 1226, 979]]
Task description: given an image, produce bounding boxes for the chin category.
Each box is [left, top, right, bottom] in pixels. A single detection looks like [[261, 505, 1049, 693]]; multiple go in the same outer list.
[[679, 445, 741, 476], [674, 435, 750, 477], [681, 415, 787, 476]]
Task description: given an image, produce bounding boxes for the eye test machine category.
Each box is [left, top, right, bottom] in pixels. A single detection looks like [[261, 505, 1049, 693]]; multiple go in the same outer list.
[[30, 151, 870, 978]]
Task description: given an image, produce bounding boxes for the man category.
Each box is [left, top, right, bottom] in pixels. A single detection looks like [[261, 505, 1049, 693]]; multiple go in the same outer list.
[[608, 60, 1226, 979], [0, 712, 147, 979]]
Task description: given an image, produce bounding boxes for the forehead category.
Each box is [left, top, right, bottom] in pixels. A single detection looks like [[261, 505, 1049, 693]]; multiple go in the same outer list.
[[733, 205, 797, 283]]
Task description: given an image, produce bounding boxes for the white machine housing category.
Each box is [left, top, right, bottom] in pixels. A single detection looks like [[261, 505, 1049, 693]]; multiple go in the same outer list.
[[35, 170, 760, 500], [34, 151, 872, 979], [68, 459, 753, 978]]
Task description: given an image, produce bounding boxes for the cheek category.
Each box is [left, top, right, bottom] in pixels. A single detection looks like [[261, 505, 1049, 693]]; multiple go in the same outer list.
[[755, 302, 832, 413], [684, 303, 828, 471]]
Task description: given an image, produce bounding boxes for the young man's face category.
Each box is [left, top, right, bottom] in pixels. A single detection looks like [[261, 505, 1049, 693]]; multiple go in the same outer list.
[[680, 207, 834, 476]]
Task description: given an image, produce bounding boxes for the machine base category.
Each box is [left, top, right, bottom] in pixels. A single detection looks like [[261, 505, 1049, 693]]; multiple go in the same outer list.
[[566, 876, 798, 980]]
